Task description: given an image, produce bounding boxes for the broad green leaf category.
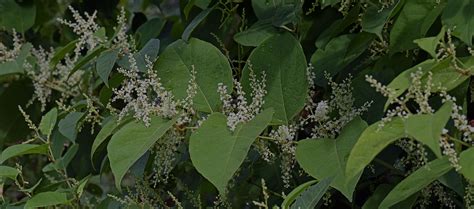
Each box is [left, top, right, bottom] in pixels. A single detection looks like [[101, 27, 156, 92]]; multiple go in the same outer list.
[[0, 43, 32, 76], [459, 148, 474, 182], [311, 33, 374, 86], [25, 191, 69, 209], [96, 48, 120, 87], [296, 118, 368, 199], [361, 0, 400, 39], [403, 102, 453, 157], [0, 144, 49, 164], [182, 8, 213, 42], [0, 0, 36, 32], [39, 108, 58, 136], [136, 18, 166, 48], [90, 116, 133, 160], [379, 157, 452, 208], [414, 27, 445, 58], [389, 0, 444, 53], [234, 20, 279, 47], [290, 177, 333, 209], [0, 165, 19, 180], [189, 109, 274, 195], [442, 0, 474, 45], [58, 112, 84, 142], [107, 116, 176, 189], [242, 33, 307, 124], [346, 102, 453, 181], [154, 38, 233, 113], [281, 180, 317, 208]]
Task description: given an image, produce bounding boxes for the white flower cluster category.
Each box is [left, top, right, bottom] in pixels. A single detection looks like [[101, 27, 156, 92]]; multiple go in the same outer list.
[[441, 92, 473, 143], [24, 46, 82, 111], [176, 66, 198, 126], [112, 55, 177, 126], [270, 125, 297, 188], [217, 67, 266, 131], [58, 6, 102, 60], [366, 70, 434, 129], [302, 70, 371, 138], [0, 30, 22, 63], [151, 129, 182, 186], [420, 182, 456, 209], [439, 130, 461, 171], [394, 139, 428, 174], [113, 7, 133, 54]]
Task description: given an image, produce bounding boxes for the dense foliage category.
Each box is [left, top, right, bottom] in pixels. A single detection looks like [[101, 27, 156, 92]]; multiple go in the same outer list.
[[0, 0, 474, 208]]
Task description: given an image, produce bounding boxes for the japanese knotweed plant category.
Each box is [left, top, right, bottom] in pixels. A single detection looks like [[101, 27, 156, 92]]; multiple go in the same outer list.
[[1, 0, 474, 208]]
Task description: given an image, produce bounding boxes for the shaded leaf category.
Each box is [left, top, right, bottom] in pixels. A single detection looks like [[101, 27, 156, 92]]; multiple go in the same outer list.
[[25, 191, 69, 209], [96, 48, 120, 87], [58, 112, 85, 142], [242, 33, 307, 124], [291, 177, 334, 209], [189, 109, 274, 195], [39, 108, 58, 136], [379, 157, 452, 208], [107, 116, 176, 189], [155, 38, 233, 112], [296, 118, 367, 199], [0, 144, 49, 164]]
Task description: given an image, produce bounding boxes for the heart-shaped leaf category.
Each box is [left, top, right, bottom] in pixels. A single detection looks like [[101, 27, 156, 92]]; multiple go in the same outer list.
[[189, 108, 274, 195], [108, 116, 176, 189], [296, 117, 368, 200], [155, 38, 233, 113], [241, 33, 307, 124], [346, 102, 453, 182]]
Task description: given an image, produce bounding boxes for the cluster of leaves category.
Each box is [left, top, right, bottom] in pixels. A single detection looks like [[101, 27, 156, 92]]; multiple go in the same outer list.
[[0, 0, 474, 208]]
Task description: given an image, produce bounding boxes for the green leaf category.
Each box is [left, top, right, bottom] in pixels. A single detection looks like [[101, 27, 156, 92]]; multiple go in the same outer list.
[[0, 144, 49, 164], [296, 118, 368, 199], [90, 116, 133, 160], [281, 180, 318, 208], [361, 0, 401, 39], [379, 157, 452, 208], [346, 102, 453, 182], [0, 43, 32, 76], [414, 27, 446, 58], [107, 116, 176, 190], [442, 0, 474, 45], [136, 18, 166, 48], [242, 33, 307, 124], [182, 8, 213, 42], [25, 191, 69, 209], [311, 33, 374, 86], [154, 38, 233, 113], [389, 0, 444, 53], [385, 56, 474, 109], [233, 20, 279, 47], [290, 177, 333, 209], [0, 0, 36, 32], [96, 48, 120, 87], [189, 108, 274, 195], [0, 165, 20, 180], [362, 184, 393, 209], [58, 112, 85, 142], [459, 148, 474, 182], [39, 108, 58, 137]]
